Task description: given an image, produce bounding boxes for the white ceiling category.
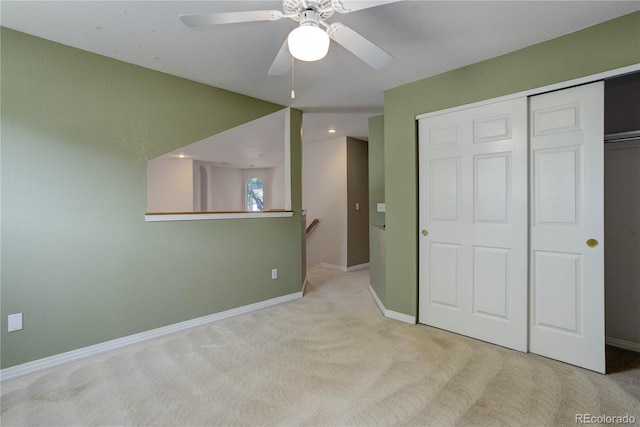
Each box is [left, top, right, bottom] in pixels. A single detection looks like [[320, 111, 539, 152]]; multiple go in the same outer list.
[[2, 0, 639, 147], [163, 109, 287, 168]]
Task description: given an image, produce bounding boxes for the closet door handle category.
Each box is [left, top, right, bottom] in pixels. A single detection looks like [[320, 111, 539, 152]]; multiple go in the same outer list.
[[586, 238, 599, 248], [421, 229, 429, 237]]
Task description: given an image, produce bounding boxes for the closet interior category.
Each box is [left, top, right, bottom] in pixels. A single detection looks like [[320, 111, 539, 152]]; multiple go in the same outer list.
[[604, 72, 640, 352]]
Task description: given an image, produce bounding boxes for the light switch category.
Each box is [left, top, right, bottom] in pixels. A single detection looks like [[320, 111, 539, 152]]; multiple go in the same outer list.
[[355, 203, 360, 211], [377, 203, 386, 212]]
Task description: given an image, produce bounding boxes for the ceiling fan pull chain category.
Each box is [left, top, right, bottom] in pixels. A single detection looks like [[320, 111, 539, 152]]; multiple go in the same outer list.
[[291, 58, 296, 100]]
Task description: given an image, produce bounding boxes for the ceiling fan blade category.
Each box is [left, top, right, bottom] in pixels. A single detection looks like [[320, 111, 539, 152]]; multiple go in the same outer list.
[[268, 38, 292, 76], [179, 10, 283, 27], [330, 0, 403, 13], [328, 23, 392, 70]]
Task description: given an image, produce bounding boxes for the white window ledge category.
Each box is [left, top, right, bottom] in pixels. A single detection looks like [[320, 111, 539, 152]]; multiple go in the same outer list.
[[145, 211, 294, 222]]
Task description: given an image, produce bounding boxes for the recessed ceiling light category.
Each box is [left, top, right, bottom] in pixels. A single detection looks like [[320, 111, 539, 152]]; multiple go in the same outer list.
[[328, 129, 337, 133]]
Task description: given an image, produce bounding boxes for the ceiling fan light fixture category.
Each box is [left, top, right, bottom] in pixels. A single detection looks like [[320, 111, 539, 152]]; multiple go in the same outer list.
[[288, 10, 330, 62]]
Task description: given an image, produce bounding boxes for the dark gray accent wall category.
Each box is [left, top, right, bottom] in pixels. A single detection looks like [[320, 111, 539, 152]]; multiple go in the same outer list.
[[346, 137, 369, 267], [368, 115, 386, 304]]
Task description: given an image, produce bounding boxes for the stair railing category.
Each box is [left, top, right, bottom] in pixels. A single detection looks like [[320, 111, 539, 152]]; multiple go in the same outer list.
[[306, 218, 320, 235]]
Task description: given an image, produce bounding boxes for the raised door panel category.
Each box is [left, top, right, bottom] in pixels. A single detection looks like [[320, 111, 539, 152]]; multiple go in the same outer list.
[[430, 243, 460, 308], [431, 158, 460, 222], [532, 250, 580, 333], [534, 147, 580, 225], [532, 103, 582, 136], [473, 115, 511, 144], [474, 153, 510, 224], [473, 246, 509, 319], [430, 124, 460, 148]]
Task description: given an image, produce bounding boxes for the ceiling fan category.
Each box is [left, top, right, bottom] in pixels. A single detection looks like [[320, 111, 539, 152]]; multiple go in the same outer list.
[[179, 0, 401, 76]]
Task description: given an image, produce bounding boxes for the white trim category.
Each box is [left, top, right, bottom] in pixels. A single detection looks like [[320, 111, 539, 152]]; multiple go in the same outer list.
[[416, 64, 640, 121], [321, 262, 347, 272], [321, 262, 370, 272], [145, 211, 294, 222], [347, 263, 370, 272], [369, 284, 386, 316], [386, 310, 417, 325], [368, 284, 417, 325], [0, 291, 302, 381], [606, 336, 640, 353], [284, 107, 292, 211], [301, 277, 309, 295]]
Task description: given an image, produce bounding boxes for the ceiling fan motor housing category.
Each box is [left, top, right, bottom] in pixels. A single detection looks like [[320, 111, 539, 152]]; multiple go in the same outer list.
[[283, 0, 334, 20], [299, 9, 321, 28]]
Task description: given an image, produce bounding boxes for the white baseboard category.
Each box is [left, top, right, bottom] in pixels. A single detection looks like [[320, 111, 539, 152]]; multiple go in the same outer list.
[[606, 336, 640, 353], [321, 262, 347, 272], [368, 284, 386, 316], [320, 262, 370, 272], [385, 310, 417, 325], [368, 284, 416, 325], [347, 263, 370, 272], [1, 291, 302, 382]]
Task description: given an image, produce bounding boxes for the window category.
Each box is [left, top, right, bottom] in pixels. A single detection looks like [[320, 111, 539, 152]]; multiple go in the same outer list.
[[246, 178, 264, 211]]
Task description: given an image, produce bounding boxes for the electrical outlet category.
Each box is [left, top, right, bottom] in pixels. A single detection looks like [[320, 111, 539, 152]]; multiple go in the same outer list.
[[8, 313, 23, 332], [271, 268, 278, 280]]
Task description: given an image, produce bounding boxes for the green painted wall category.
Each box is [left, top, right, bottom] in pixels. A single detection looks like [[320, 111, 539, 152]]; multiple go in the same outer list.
[[369, 226, 386, 307], [290, 110, 305, 286], [368, 115, 386, 305], [1, 28, 303, 369], [384, 12, 640, 317], [368, 115, 385, 228]]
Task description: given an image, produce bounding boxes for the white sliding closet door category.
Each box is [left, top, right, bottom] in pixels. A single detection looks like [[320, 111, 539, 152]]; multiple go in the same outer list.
[[418, 98, 528, 352], [529, 82, 605, 373]]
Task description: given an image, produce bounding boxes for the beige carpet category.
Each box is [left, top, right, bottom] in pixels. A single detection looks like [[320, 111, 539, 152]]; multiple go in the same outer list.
[[1, 267, 639, 426]]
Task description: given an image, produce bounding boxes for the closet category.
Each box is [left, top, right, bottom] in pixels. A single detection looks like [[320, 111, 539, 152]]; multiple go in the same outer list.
[[417, 79, 622, 374]]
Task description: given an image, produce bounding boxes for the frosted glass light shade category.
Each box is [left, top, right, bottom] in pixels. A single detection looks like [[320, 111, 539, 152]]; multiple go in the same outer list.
[[288, 25, 330, 62]]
